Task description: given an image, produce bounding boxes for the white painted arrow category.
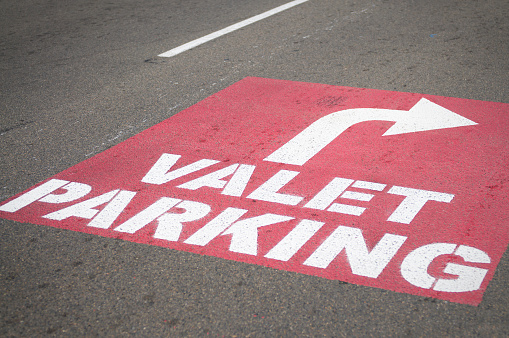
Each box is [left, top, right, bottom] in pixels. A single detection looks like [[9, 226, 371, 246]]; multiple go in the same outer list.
[[264, 98, 477, 166]]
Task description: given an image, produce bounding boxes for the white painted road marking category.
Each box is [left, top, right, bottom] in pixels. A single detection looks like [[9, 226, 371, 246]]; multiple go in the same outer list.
[[158, 0, 309, 58], [264, 98, 477, 166]]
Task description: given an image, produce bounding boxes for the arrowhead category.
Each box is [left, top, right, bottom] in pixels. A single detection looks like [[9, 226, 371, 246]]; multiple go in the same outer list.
[[382, 98, 477, 136]]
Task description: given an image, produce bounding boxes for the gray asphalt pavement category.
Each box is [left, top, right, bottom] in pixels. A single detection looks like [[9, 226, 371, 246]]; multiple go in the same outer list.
[[1, 0, 508, 335]]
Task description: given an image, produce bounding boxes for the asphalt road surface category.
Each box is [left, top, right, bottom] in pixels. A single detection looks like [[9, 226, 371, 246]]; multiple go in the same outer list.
[[1, 0, 508, 336]]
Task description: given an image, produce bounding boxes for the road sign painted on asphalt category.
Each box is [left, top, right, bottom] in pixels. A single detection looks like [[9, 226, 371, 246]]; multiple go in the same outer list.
[[1, 77, 507, 305]]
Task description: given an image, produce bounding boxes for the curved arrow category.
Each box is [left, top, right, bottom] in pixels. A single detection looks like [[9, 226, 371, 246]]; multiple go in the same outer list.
[[263, 98, 477, 166]]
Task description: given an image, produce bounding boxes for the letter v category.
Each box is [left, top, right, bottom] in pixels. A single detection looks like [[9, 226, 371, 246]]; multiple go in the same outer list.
[[141, 153, 219, 185]]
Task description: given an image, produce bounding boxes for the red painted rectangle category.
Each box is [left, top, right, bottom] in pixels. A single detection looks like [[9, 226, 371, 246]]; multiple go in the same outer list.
[[1, 77, 508, 305]]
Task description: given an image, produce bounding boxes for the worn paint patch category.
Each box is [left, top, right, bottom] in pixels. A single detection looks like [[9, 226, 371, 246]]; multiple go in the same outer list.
[[1, 77, 508, 305]]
